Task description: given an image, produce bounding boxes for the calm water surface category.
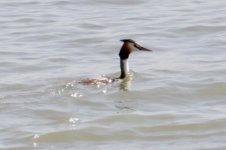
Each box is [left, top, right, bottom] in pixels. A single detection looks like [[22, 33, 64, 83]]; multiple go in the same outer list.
[[1, 0, 226, 149]]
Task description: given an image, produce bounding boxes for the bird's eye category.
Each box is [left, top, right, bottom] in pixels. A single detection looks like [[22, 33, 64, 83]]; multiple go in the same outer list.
[[134, 44, 140, 49]]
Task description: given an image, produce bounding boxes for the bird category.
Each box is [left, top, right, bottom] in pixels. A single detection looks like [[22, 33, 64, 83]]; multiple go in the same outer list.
[[118, 39, 152, 79], [77, 39, 152, 85]]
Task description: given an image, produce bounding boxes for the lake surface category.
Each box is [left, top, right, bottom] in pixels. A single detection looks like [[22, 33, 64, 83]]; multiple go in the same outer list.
[[1, 0, 226, 149]]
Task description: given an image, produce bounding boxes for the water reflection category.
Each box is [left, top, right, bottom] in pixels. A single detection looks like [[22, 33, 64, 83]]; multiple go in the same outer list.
[[119, 73, 133, 91], [115, 101, 136, 113]]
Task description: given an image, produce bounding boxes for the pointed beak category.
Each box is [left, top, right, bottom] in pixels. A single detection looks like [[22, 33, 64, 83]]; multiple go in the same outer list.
[[135, 44, 152, 52], [138, 46, 152, 51]]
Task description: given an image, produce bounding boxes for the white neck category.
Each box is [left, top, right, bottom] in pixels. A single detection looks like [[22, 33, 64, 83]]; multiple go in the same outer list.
[[120, 59, 129, 79]]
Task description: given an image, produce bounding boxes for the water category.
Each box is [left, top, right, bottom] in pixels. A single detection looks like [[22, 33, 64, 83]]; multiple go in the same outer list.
[[1, 0, 226, 149]]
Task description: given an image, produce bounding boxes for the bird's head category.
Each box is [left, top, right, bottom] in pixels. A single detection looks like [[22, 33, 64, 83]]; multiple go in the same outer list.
[[119, 39, 152, 59]]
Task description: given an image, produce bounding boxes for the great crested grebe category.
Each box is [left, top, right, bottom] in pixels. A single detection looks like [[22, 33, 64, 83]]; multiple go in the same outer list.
[[78, 39, 152, 85], [118, 39, 152, 79]]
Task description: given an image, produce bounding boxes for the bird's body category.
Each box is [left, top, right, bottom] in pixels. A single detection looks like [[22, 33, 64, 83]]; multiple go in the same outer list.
[[78, 39, 151, 86]]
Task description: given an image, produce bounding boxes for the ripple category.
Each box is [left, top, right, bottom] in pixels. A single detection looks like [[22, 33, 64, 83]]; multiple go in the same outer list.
[[196, 82, 226, 97], [93, 0, 146, 5], [176, 25, 226, 35]]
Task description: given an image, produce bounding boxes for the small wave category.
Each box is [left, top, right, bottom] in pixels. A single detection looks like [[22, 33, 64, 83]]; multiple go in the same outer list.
[[196, 82, 226, 97], [176, 25, 226, 35], [94, 0, 146, 5]]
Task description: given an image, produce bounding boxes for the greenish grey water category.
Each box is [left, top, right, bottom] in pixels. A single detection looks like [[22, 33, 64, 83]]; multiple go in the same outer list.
[[1, 0, 226, 149]]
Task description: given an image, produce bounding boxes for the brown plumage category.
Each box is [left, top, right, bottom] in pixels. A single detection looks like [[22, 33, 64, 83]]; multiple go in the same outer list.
[[119, 41, 133, 60]]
